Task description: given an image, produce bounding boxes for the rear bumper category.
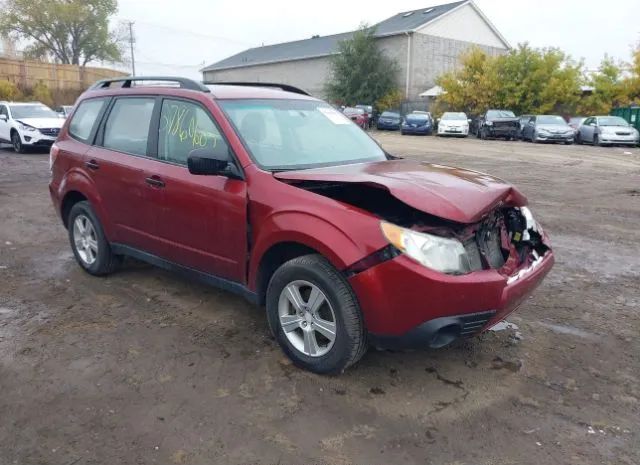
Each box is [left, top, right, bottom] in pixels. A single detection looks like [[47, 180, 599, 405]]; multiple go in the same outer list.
[[349, 249, 554, 348]]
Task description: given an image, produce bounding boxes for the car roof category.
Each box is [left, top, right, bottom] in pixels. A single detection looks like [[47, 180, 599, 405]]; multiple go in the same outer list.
[[79, 84, 318, 102]]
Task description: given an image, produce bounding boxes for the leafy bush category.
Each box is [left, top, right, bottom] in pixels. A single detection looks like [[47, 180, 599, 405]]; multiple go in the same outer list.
[[376, 89, 404, 112], [27, 82, 54, 107], [0, 80, 22, 100]]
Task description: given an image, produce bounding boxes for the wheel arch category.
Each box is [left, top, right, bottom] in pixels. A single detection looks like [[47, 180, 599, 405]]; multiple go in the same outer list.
[[254, 241, 321, 306], [56, 170, 113, 238], [61, 190, 88, 228]]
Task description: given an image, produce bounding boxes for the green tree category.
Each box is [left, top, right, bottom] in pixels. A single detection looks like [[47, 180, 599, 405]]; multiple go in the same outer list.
[[577, 56, 627, 115], [0, 0, 123, 65], [624, 43, 640, 103], [325, 25, 398, 105], [436, 44, 582, 115], [435, 47, 500, 115]]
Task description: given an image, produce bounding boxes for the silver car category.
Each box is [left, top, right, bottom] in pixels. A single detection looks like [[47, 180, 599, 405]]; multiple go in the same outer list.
[[521, 115, 574, 144], [577, 116, 640, 146]]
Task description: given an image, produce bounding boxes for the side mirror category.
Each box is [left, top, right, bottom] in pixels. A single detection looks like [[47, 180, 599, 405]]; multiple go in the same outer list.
[[0, 114, 7, 122], [187, 147, 241, 179]]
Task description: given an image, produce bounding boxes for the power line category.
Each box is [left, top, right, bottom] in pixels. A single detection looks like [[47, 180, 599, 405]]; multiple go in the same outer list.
[[126, 19, 252, 47], [127, 21, 135, 76]]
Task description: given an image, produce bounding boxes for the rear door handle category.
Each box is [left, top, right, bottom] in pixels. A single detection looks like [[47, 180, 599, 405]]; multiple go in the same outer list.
[[85, 159, 99, 170], [145, 176, 165, 188]]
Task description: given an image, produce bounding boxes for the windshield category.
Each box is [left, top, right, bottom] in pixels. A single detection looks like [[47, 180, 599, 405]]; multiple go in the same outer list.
[[487, 110, 515, 118], [442, 112, 467, 121], [537, 115, 567, 125], [598, 116, 629, 127], [10, 104, 58, 119], [344, 107, 364, 115], [405, 114, 429, 122], [220, 99, 386, 170], [381, 111, 400, 118]]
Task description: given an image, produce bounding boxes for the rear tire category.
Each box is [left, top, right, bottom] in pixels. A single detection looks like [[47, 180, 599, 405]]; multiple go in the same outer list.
[[266, 254, 367, 374], [68, 201, 121, 276]]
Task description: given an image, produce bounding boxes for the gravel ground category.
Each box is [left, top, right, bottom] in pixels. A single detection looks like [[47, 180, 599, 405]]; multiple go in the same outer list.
[[1, 134, 638, 465]]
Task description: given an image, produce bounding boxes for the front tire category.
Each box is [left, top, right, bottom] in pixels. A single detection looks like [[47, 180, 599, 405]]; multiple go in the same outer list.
[[266, 254, 367, 374], [68, 201, 121, 276], [11, 131, 24, 153]]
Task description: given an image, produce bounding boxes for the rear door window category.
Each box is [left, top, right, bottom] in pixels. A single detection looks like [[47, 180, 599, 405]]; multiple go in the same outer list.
[[68, 98, 107, 142], [158, 99, 228, 165], [103, 98, 155, 156]]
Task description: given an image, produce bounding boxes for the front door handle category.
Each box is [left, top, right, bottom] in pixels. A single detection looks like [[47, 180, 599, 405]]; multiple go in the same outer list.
[[85, 159, 99, 170], [145, 176, 165, 188]]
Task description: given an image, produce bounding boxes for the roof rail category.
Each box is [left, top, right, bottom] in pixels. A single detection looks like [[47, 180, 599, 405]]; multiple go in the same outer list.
[[203, 81, 310, 96], [90, 76, 210, 92]]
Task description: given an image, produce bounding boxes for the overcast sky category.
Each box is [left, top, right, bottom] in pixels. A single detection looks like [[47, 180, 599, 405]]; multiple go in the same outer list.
[[114, 0, 640, 79]]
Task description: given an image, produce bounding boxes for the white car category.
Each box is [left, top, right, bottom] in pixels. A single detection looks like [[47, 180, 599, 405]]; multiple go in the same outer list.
[[0, 101, 64, 153], [437, 112, 470, 137]]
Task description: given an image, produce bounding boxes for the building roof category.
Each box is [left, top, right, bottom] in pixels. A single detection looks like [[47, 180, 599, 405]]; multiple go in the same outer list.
[[202, 1, 468, 72]]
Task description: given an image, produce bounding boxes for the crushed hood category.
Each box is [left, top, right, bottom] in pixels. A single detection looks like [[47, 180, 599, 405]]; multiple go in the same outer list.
[[16, 117, 64, 129], [275, 160, 527, 224]]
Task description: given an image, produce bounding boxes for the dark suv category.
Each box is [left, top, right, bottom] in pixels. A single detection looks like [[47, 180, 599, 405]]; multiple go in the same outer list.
[[475, 109, 520, 140], [50, 77, 554, 374]]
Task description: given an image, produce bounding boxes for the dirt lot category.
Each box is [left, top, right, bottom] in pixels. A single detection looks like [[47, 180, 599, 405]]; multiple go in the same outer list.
[[1, 135, 639, 465]]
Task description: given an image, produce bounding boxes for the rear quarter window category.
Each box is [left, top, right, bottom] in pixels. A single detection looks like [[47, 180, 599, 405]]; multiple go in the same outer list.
[[69, 98, 107, 142], [103, 98, 155, 156]]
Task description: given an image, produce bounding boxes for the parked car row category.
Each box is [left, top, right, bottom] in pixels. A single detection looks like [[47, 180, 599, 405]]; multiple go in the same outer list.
[[470, 110, 639, 146]]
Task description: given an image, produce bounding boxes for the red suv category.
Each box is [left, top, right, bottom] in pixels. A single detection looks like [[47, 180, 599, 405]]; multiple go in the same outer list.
[[49, 77, 554, 374]]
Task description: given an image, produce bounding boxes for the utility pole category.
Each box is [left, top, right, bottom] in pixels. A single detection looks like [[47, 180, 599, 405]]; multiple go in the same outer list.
[[128, 21, 136, 76]]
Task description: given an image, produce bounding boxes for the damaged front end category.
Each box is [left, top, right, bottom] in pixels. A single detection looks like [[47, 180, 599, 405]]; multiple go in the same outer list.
[[279, 174, 554, 346], [288, 180, 550, 279]]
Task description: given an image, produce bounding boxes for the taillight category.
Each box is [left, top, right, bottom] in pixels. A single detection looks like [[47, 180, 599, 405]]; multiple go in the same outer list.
[[49, 143, 60, 171]]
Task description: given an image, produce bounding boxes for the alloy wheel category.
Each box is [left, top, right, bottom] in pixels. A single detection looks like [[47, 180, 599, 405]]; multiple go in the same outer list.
[[72, 214, 98, 265], [278, 280, 337, 357]]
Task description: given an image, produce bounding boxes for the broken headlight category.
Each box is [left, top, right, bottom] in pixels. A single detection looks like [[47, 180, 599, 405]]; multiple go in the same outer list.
[[380, 221, 471, 275]]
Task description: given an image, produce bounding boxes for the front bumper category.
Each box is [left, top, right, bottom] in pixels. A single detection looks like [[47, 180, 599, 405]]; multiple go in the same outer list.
[[534, 133, 573, 143], [349, 249, 554, 347], [401, 125, 432, 135], [599, 134, 639, 145], [438, 126, 469, 136], [486, 126, 518, 137], [377, 121, 400, 130], [20, 131, 56, 146]]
